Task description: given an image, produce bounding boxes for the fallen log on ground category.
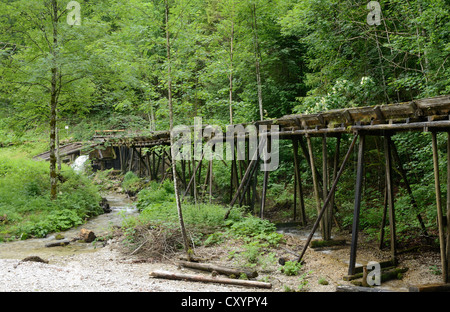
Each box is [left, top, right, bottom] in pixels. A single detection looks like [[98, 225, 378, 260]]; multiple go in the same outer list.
[[336, 285, 393, 292], [45, 239, 70, 247], [178, 260, 258, 278], [343, 259, 398, 280], [409, 283, 450, 292], [149, 270, 272, 289]]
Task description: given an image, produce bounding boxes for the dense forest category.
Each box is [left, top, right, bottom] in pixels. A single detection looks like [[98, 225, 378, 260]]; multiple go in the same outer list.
[[1, 0, 449, 138], [0, 0, 449, 247]]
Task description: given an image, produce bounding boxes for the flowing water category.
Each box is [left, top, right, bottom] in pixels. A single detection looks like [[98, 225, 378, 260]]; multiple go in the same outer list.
[[71, 155, 90, 173], [0, 193, 138, 260]]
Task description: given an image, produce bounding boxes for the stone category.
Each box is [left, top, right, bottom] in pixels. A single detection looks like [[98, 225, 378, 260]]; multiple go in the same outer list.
[[45, 239, 70, 247], [21, 256, 49, 264], [100, 197, 111, 213], [80, 229, 96, 243]]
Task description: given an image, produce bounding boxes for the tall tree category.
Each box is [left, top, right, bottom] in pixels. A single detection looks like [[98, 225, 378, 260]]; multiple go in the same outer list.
[[165, 0, 191, 260]]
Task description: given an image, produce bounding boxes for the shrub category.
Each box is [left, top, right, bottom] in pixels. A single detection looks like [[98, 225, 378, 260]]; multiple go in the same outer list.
[[279, 260, 303, 276], [122, 171, 143, 195], [0, 156, 101, 240]]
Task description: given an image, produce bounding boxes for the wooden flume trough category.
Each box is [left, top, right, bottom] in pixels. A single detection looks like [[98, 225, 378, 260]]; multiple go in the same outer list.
[[36, 95, 450, 285]]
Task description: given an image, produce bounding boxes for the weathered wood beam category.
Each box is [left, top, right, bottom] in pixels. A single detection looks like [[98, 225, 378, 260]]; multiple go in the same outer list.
[[348, 133, 365, 276], [447, 131, 450, 283], [432, 131, 448, 283], [384, 134, 397, 261], [306, 135, 324, 239], [297, 134, 358, 263]]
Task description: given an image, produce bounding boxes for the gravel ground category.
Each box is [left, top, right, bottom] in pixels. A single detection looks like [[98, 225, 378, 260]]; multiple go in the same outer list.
[[0, 242, 254, 292], [0, 233, 443, 293]]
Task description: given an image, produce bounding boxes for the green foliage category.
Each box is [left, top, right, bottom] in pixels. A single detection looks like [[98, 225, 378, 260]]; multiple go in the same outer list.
[[279, 260, 303, 276], [121, 171, 144, 195], [0, 155, 102, 241]]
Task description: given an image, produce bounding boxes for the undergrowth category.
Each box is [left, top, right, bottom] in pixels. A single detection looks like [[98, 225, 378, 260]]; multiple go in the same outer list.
[[0, 154, 102, 241], [119, 180, 285, 265]]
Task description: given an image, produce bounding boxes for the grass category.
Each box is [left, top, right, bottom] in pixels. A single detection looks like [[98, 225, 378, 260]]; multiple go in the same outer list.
[[0, 145, 102, 241], [119, 180, 285, 264]]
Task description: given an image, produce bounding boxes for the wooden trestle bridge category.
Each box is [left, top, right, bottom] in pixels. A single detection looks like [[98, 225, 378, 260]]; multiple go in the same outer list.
[[35, 95, 450, 284]]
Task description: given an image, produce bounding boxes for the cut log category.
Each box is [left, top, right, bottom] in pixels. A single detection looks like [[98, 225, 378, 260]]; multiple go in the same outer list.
[[149, 270, 272, 289], [80, 229, 96, 243], [409, 283, 450, 292], [45, 239, 70, 247], [336, 285, 393, 292], [178, 261, 258, 278]]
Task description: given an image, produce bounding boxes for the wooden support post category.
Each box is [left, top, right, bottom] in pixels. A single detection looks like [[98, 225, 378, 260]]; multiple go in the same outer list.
[[447, 131, 450, 283], [161, 149, 165, 181], [322, 134, 331, 240], [182, 150, 205, 200], [128, 146, 134, 172], [260, 134, 270, 219], [384, 134, 397, 261], [297, 134, 358, 263], [306, 135, 325, 239], [379, 179, 388, 250], [146, 152, 151, 178], [239, 159, 258, 206], [299, 136, 323, 193], [225, 136, 266, 219], [431, 131, 448, 283], [138, 148, 141, 176], [261, 170, 269, 219], [390, 137, 429, 238], [292, 138, 306, 225], [209, 158, 213, 204], [251, 161, 258, 213], [230, 158, 235, 202], [202, 159, 210, 196], [330, 134, 341, 230], [348, 133, 365, 276]]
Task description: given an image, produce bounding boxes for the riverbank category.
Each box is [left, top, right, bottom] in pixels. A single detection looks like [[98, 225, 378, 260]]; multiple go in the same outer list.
[[0, 188, 444, 292], [0, 225, 443, 292]]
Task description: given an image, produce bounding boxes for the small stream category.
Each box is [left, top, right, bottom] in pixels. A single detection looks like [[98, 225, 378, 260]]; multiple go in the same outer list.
[[0, 193, 138, 260]]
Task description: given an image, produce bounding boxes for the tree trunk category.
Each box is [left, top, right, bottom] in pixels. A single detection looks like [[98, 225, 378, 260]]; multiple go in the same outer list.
[[251, 4, 264, 121], [49, 0, 59, 200], [228, 17, 234, 125], [165, 0, 191, 261]]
